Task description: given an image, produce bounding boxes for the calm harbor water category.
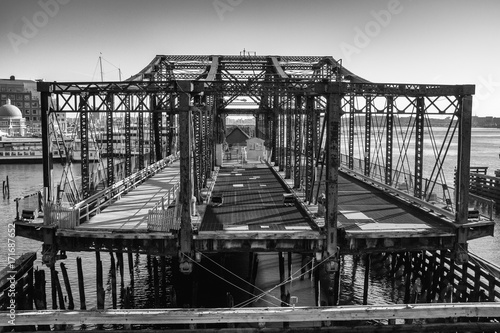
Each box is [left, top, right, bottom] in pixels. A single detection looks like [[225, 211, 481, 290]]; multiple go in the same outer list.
[[0, 127, 499, 312]]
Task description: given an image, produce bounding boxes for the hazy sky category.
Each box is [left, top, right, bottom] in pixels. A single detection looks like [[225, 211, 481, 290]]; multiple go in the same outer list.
[[1, 0, 499, 116]]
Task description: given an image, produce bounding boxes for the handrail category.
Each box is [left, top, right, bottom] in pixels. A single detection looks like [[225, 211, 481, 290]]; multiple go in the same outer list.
[[146, 181, 181, 232], [339, 166, 456, 223], [43, 153, 179, 229], [74, 154, 178, 224], [340, 154, 496, 221]]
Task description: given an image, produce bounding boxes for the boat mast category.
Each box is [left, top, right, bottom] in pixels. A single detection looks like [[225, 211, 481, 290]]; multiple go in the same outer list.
[[99, 52, 104, 82]]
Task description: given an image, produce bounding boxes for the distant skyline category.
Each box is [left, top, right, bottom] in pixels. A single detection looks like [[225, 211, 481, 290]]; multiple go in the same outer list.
[[1, 0, 499, 116]]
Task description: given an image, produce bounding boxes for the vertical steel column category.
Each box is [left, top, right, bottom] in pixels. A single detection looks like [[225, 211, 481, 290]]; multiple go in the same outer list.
[[169, 94, 177, 156], [106, 103, 114, 186], [285, 95, 292, 179], [456, 95, 473, 224], [414, 97, 425, 199], [192, 110, 201, 201], [279, 109, 285, 172], [325, 92, 341, 305], [138, 112, 144, 169], [150, 90, 162, 162], [178, 86, 193, 265], [348, 96, 355, 170], [165, 112, 171, 157], [38, 82, 52, 201], [148, 111, 154, 165], [305, 96, 314, 202], [206, 101, 214, 173], [154, 109, 162, 162], [255, 114, 260, 139], [124, 97, 131, 177], [272, 94, 278, 164], [385, 96, 394, 185], [79, 96, 90, 199], [294, 95, 302, 188], [364, 96, 372, 177]]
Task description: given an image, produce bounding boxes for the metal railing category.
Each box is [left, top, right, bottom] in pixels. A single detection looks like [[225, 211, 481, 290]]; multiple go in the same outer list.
[[340, 154, 495, 220], [41, 154, 178, 228], [146, 182, 181, 232]]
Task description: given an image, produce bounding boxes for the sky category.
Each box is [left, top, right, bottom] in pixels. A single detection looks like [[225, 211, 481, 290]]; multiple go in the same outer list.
[[1, 0, 499, 116]]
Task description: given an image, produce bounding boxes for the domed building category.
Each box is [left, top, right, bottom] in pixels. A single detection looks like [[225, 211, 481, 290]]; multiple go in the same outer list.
[[0, 99, 26, 136]]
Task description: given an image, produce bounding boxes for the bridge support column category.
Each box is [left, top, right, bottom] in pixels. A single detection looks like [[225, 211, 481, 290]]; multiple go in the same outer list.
[[454, 94, 473, 264], [324, 93, 341, 305], [38, 82, 52, 202], [178, 82, 194, 275]]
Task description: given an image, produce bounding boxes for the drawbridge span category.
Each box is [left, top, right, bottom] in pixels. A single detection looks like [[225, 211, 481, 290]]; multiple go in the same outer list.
[[12, 55, 497, 320]]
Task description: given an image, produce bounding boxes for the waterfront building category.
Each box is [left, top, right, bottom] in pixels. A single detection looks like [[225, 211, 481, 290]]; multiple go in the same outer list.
[[0, 99, 26, 136], [0, 75, 67, 135]]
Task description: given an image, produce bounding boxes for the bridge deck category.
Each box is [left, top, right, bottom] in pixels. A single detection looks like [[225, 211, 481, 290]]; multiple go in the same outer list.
[[336, 173, 456, 239], [199, 164, 317, 234], [17, 160, 492, 255], [75, 161, 182, 232], [273, 166, 493, 253]]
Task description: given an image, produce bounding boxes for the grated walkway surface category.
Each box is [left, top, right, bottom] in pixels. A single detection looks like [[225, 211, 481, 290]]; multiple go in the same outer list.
[[199, 165, 313, 232]]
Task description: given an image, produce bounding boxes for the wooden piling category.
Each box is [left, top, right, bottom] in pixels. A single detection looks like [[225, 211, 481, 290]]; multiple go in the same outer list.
[[34, 268, 47, 310], [117, 251, 124, 287], [76, 257, 86, 310], [34, 268, 51, 331], [52, 269, 66, 311], [226, 292, 235, 328], [128, 251, 134, 286], [403, 252, 412, 304], [96, 251, 105, 310], [110, 252, 117, 309], [287, 252, 292, 281], [26, 262, 34, 310], [153, 256, 160, 307], [60, 262, 74, 310], [160, 256, 167, 306], [50, 267, 58, 310], [278, 252, 286, 306], [429, 252, 440, 302]]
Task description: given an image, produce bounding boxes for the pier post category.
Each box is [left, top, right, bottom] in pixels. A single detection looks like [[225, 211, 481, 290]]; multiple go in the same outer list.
[[50, 267, 58, 310], [278, 252, 286, 306], [178, 81, 194, 274], [60, 262, 74, 310], [76, 257, 86, 310], [110, 252, 118, 309], [160, 256, 167, 306], [96, 251, 105, 310], [363, 254, 370, 305], [116, 251, 124, 288], [128, 251, 134, 287], [153, 256, 160, 307]]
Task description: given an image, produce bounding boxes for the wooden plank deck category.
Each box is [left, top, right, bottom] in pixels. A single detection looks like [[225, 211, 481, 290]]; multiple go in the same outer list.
[[75, 161, 181, 232]]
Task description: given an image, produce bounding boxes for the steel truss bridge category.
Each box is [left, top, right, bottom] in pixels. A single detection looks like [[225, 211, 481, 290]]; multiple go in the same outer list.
[[35, 54, 489, 275]]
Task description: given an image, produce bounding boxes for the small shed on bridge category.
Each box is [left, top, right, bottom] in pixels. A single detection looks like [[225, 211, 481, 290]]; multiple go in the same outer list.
[[245, 137, 266, 161]]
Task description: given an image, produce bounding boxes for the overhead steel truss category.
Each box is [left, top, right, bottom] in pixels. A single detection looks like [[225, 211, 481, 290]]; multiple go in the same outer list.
[[39, 54, 476, 273]]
